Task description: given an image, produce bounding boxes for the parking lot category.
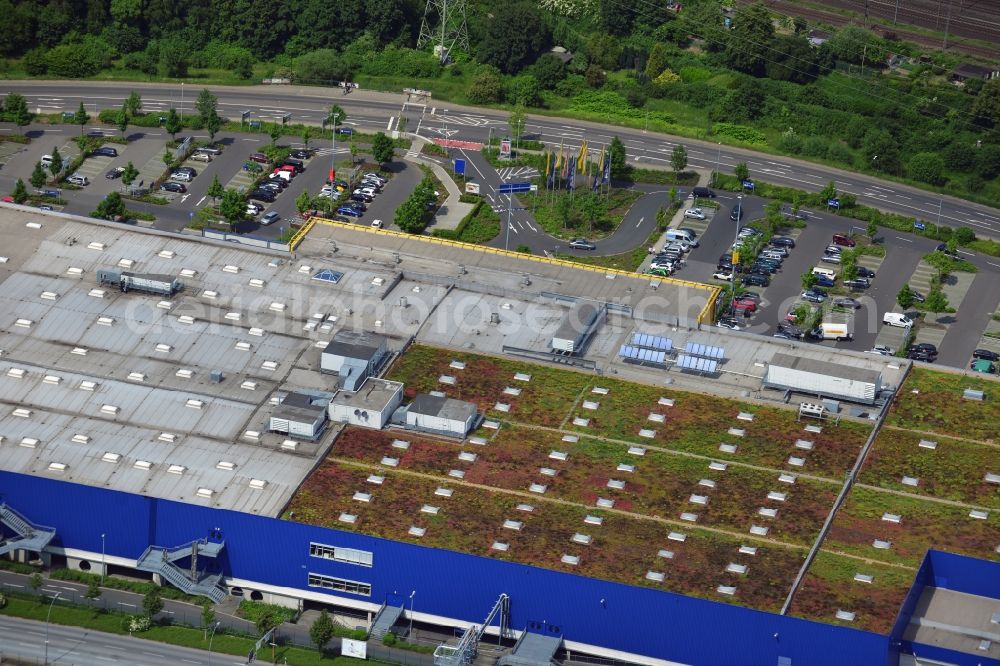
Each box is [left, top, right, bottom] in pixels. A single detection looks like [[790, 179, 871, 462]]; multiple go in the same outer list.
[[0, 125, 422, 240], [663, 191, 998, 367]]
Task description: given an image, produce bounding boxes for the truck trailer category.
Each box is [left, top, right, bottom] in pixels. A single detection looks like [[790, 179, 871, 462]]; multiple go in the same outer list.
[[811, 322, 852, 341], [97, 269, 183, 296]]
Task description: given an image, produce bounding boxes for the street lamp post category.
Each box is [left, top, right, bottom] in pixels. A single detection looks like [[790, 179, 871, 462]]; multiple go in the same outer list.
[[330, 112, 340, 178], [714, 143, 721, 188], [207, 621, 221, 666], [505, 195, 513, 252], [731, 195, 743, 306], [180, 83, 184, 114], [100, 533, 106, 585], [44, 592, 61, 665], [936, 197, 943, 226], [409, 591, 416, 639]]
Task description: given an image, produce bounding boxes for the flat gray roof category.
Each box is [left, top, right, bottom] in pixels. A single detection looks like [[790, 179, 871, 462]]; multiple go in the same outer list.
[[410, 393, 476, 421], [324, 329, 386, 362], [770, 352, 882, 386], [903, 587, 1000, 659], [331, 378, 402, 411], [551, 301, 603, 345]]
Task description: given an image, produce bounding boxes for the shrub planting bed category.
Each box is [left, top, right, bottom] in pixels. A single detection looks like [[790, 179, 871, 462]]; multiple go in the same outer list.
[[790, 550, 915, 633], [823, 486, 1000, 568], [860, 428, 1000, 509], [887, 368, 999, 442], [286, 457, 805, 613]]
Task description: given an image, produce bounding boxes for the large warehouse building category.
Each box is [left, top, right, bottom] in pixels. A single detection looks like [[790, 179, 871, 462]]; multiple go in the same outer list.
[[1, 213, 998, 666]]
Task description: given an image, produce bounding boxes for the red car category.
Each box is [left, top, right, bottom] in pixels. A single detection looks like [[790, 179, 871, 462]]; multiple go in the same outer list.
[[1, 195, 14, 203], [249, 153, 269, 164], [731, 299, 757, 312], [832, 234, 856, 247]]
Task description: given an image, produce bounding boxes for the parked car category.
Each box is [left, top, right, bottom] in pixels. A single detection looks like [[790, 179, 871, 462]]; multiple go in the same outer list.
[[290, 150, 313, 159], [824, 245, 842, 255], [773, 331, 796, 340], [844, 278, 870, 290], [908, 349, 937, 362], [363, 173, 387, 185], [972, 349, 1000, 362], [882, 312, 913, 328], [337, 206, 362, 218], [348, 196, 369, 208], [249, 153, 269, 163], [834, 297, 862, 309], [248, 189, 276, 203], [713, 270, 733, 281], [831, 233, 856, 247], [282, 159, 305, 173], [935, 243, 959, 257], [910, 289, 926, 303], [910, 342, 938, 356], [742, 273, 769, 287], [105, 167, 125, 179], [777, 321, 804, 338], [684, 208, 705, 220], [371, 219, 384, 228], [67, 174, 89, 186], [716, 317, 742, 330], [731, 299, 757, 313], [677, 228, 700, 247], [358, 187, 378, 198], [344, 201, 366, 212], [246, 203, 262, 216], [261, 212, 280, 226], [814, 276, 835, 288], [801, 289, 827, 303], [730, 206, 744, 221], [737, 291, 761, 304], [93, 146, 118, 157], [648, 266, 672, 277], [174, 166, 197, 176], [569, 239, 597, 250], [351, 191, 373, 203], [170, 171, 193, 182], [160, 182, 186, 193], [263, 176, 288, 189], [191, 152, 212, 162], [260, 182, 283, 193], [820, 253, 842, 264], [770, 236, 796, 247], [867, 345, 893, 356], [856, 266, 876, 279]]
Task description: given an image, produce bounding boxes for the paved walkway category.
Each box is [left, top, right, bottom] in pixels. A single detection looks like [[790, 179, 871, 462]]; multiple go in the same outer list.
[[406, 136, 474, 231]]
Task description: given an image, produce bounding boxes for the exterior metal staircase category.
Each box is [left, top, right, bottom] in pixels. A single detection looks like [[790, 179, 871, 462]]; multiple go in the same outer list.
[[136, 537, 227, 603], [0, 503, 56, 557], [434, 594, 511, 666], [369, 601, 406, 639]]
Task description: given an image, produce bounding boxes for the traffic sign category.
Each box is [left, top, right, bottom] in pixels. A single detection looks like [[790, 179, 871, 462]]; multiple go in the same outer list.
[[454, 159, 466, 175], [500, 138, 512, 157], [827, 198, 840, 209], [465, 182, 480, 194], [498, 182, 531, 194], [742, 179, 755, 191]]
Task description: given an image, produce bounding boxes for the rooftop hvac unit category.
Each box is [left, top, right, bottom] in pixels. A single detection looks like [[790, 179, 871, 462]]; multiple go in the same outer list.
[[210, 370, 224, 383], [490, 313, 500, 324]]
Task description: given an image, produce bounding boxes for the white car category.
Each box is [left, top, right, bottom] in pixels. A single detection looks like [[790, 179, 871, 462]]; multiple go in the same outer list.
[[820, 253, 842, 264], [363, 173, 387, 185], [358, 187, 378, 198], [866, 345, 894, 356], [170, 171, 193, 182], [371, 219, 384, 228], [67, 173, 89, 186], [261, 212, 280, 226], [683, 208, 705, 220], [883, 312, 913, 328], [713, 270, 733, 281], [246, 203, 262, 216]]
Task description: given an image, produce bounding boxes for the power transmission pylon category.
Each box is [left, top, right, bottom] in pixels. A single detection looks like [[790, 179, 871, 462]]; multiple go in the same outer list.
[[418, 0, 469, 64]]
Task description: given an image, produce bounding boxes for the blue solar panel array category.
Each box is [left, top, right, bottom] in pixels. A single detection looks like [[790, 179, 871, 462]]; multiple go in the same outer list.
[[675, 354, 719, 373], [632, 333, 673, 351], [311, 269, 344, 284], [684, 342, 725, 360], [618, 345, 666, 365]]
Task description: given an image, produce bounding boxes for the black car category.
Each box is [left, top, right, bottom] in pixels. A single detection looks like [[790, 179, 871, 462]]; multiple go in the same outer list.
[[93, 146, 118, 157], [844, 278, 870, 290], [777, 322, 804, 338], [769, 236, 796, 247], [908, 349, 937, 362], [289, 150, 312, 159], [730, 206, 744, 222], [282, 158, 305, 173], [973, 349, 999, 362], [857, 266, 876, 279], [263, 177, 288, 189], [345, 201, 366, 212], [742, 273, 769, 287], [910, 342, 938, 356], [748, 264, 776, 275], [174, 166, 197, 176], [349, 193, 370, 205], [248, 189, 276, 203], [260, 182, 283, 192], [160, 182, 186, 193], [910, 290, 926, 303]]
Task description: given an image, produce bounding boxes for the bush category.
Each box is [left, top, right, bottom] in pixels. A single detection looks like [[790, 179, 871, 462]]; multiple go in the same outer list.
[[45, 36, 113, 78], [468, 66, 505, 104], [713, 123, 767, 145], [295, 49, 351, 84], [383, 632, 397, 646], [907, 152, 946, 185], [125, 615, 151, 633]]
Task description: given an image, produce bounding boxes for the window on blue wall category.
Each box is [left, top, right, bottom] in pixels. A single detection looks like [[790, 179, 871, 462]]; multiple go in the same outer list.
[[308, 572, 372, 597], [309, 543, 373, 567], [777, 658, 791, 666]]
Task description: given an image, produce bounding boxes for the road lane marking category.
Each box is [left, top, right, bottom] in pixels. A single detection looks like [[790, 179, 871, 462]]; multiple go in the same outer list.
[[196, 196, 206, 206], [636, 216, 644, 228], [895, 237, 913, 242]]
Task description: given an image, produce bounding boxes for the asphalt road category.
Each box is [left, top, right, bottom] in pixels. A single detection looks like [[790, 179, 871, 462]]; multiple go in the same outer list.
[[4, 81, 998, 240]]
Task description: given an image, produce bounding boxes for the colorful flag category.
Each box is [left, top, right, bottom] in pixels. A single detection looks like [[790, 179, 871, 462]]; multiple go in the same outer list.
[[592, 147, 605, 190], [546, 150, 555, 189], [567, 160, 576, 190], [561, 145, 570, 179], [577, 141, 588, 173], [555, 144, 563, 170], [601, 150, 611, 184]]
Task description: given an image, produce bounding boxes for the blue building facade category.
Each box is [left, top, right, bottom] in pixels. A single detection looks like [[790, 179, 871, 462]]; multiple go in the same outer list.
[[0, 470, 905, 665]]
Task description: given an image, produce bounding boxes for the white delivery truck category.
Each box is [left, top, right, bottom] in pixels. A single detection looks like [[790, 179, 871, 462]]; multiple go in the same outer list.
[[811, 322, 853, 341]]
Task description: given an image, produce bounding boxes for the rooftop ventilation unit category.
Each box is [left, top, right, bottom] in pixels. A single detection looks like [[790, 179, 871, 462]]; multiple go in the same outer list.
[[210, 370, 224, 383]]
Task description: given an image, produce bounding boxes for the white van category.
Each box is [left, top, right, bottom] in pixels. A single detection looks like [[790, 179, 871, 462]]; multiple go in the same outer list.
[[40, 154, 54, 167], [665, 229, 695, 245], [812, 267, 837, 280], [883, 312, 913, 328], [761, 250, 785, 262]]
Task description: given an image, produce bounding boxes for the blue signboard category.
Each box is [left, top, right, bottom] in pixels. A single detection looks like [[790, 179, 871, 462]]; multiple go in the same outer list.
[[498, 182, 532, 194], [741, 179, 754, 191], [913, 220, 926, 231], [454, 159, 466, 175], [827, 198, 840, 209]]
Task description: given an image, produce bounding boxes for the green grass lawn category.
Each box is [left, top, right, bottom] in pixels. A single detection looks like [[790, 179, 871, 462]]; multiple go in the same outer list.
[[521, 187, 644, 240]]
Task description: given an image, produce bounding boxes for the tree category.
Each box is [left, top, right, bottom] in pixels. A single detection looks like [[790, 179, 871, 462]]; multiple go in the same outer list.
[[49, 147, 63, 177], [5, 92, 31, 130], [477, 1, 548, 75], [255, 608, 281, 635], [201, 601, 216, 641], [29, 573, 43, 595], [725, 2, 775, 76], [301, 125, 313, 150], [142, 587, 163, 620], [195, 89, 218, 129], [508, 105, 526, 147], [801, 271, 818, 290], [349, 141, 359, 165], [219, 188, 245, 231], [584, 64, 606, 89], [468, 66, 505, 104], [121, 161, 139, 191], [867, 219, 878, 241], [734, 162, 750, 183], [819, 180, 838, 202], [598, 0, 634, 35], [205, 111, 221, 142], [579, 192, 603, 232], [116, 104, 129, 138], [30, 161, 47, 190], [924, 288, 949, 315], [531, 54, 566, 90], [371, 132, 395, 165], [556, 194, 572, 229], [946, 236, 959, 255], [507, 76, 541, 107], [310, 609, 335, 655], [124, 90, 142, 117], [645, 43, 670, 81], [163, 149, 174, 169], [75, 134, 89, 156], [12, 179, 28, 204], [907, 152, 946, 185], [269, 123, 282, 146], [85, 579, 102, 603], [93, 192, 126, 219], [971, 78, 1000, 128], [670, 145, 688, 183], [608, 136, 627, 179], [164, 108, 182, 140], [327, 104, 346, 127], [206, 174, 224, 203], [296, 191, 312, 214], [862, 129, 900, 175], [74, 101, 89, 134], [896, 284, 914, 310]]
